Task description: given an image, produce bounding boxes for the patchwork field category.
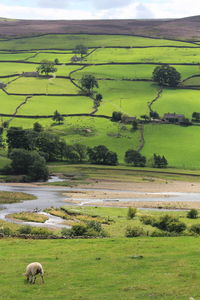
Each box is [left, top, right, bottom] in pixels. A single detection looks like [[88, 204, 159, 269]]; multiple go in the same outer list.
[[0, 33, 200, 169]]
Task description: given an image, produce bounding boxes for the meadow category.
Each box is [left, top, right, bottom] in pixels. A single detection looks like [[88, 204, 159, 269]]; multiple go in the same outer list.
[[1, 237, 200, 300], [0, 33, 200, 169]]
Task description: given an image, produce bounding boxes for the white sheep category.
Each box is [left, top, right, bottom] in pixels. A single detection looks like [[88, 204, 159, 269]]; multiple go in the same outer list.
[[24, 262, 44, 284]]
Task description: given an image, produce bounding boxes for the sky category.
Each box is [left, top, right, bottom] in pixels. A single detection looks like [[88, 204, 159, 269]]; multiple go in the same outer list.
[[0, 0, 199, 20]]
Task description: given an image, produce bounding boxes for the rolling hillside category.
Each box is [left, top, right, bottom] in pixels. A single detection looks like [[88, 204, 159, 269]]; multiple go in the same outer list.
[[0, 18, 200, 169]]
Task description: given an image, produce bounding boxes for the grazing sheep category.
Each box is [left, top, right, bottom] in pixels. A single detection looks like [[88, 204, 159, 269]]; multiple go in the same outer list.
[[24, 262, 44, 284]]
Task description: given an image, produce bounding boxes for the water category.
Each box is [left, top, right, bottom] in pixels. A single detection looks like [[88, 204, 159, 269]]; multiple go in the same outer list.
[[1, 183, 200, 228]]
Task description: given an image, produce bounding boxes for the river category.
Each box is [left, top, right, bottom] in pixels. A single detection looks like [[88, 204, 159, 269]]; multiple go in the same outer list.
[[1, 179, 200, 228]]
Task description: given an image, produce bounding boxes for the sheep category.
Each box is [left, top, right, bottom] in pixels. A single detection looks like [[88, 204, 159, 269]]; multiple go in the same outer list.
[[24, 262, 44, 284]]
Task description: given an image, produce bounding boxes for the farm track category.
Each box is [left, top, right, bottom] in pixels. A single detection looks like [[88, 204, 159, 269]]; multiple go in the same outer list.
[[137, 125, 145, 153]]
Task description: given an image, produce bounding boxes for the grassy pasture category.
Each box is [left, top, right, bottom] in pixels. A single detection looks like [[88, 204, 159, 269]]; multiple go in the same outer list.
[[152, 88, 200, 119], [183, 76, 200, 85], [1, 116, 140, 163], [0, 62, 39, 76], [73, 64, 200, 80], [1, 237, 200, 299], [6, 77, 79, 94], [87, 47, 200, 64], [18, 95, 93, 115], [0, 90, 25, 113], [53, 117, 140, 163], [27, 52, 74, 64], [142, 124, 200, 169], [96, 80, 157, 117], [0, 52, 34, 61], [0, 191, 36, 204], [0, 34, 196, 50]]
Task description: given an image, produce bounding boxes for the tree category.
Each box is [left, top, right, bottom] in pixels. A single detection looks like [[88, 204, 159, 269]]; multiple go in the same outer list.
[[152, 65, 181, 87], [7, 127, 38, 153], [54, 58, 59, 65], [74, 45, 88, 58], [80, 74, 98, 94], [124, 150, 146, 167], [64, 143, 88, 163], [132, 120, 138, 130], [33, 122, 43, 132], [111, 111, 122, 122], [187, 209, 198, 219], [9, 149, 49, 181], [88, 145, 118, 165], [37, 60, 57, 76], [153, 154, 168, 168], [52, 110, 64, 124], [150, 111, 159, 119]]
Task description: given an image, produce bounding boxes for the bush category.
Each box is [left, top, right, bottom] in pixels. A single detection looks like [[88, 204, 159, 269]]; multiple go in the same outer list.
[[18, 225, 32, 234], [187, 209, 198, 219], [31, 227, 51, 237], [61, 227, 71, 237], [140, 215, 156, 225], [190, 224, 200, 235], [0, 226, 12, 236], [86, 220, 102, 232], [70, 224, 87, 236], [151, 230, 180, 237], [153, 215, 186, 233], [127, 207, 137, 219], [125, 226, 146, 237]]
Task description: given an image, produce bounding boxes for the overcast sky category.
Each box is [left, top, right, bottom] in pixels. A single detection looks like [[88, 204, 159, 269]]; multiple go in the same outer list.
[[0, 0, 199, 20]]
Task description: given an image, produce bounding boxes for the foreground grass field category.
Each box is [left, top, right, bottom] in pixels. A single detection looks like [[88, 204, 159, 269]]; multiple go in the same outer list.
[[1, 237, 200, 300]]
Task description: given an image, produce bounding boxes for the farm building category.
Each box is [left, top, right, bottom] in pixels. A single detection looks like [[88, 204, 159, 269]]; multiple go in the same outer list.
[[163, 113, 185, 123]]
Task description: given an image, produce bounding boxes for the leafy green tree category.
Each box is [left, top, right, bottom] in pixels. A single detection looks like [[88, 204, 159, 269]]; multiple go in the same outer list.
[[37, 60, 57, 76], [7, 127, 38, 153], [9, 149, 49, 181], [52, 110, 64, 124], [74, 45, 88, 58], [152, 65, 181, 87], [54, 58, 59, 65], [111, 111, 122, 122], [187, 209, 198, 219], [33, 122, 43, 132], [132, 120, 138, 130], [124, 150, 146, 167], [80, 74, 98, 94], [88, 145, 118, 165], [153, 154, 168, 168], [36, 132, 67, 161]]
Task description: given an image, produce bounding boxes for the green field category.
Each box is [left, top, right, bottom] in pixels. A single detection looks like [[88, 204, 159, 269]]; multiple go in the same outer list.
[[142, 125, 200, 169], [87, 47, 200, 64], [0, 34, 197, 50], [1, 237, 200, 300], [152, 88, 200, 118], [6, 77, 79, 94], [0, 33, 200, 169], [96, 80, 157, 117]]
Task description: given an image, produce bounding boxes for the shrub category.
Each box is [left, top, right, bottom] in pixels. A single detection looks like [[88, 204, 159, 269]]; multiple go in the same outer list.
[[31, 227, 51, 237], [61, 227, 71, 237], [153, 214, 186, 233], [18, 225, 32, 234], [86, 220, 102, 232], [125, 226, 146, 237], [140, 215, 156, 225], [190, 224, 200, 235], [70, 224, 87, 236], [0, 226, 12, 236], [151, 230, 180, 237], [127, 207, 137, 219], [187, 209, 198, 219]]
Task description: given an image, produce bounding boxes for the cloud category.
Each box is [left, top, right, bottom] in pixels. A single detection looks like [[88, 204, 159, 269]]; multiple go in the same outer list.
[[0, 0, 199, 20], [93, 0, 133, 10], [135, 3, 154, 19], [38, 0, 69, 8]]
